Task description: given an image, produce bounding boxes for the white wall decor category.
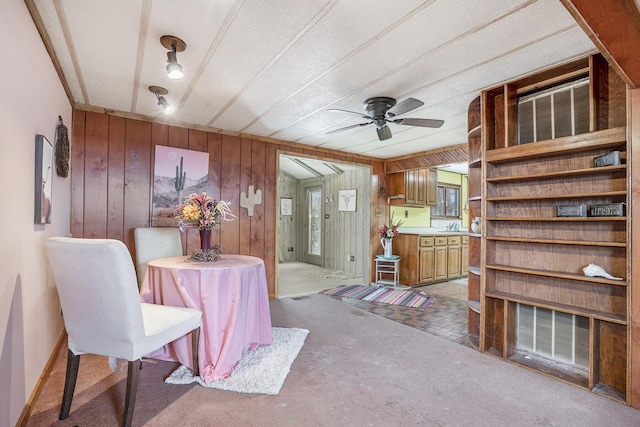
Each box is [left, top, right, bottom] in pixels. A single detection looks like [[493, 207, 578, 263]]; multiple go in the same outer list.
[[280, 197, 292, 216], [241, 184, 262, 217], [338, 189, 357, 212]]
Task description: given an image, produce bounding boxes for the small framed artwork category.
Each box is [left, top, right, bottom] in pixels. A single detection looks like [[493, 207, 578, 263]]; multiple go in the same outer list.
[[338, 189, 357, 212], [280, 198, 293, 215], [34, 134, 53, 224]]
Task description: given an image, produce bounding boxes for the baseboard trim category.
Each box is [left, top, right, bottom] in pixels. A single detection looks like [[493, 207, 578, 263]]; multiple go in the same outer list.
[[16, 331, 66, 427]]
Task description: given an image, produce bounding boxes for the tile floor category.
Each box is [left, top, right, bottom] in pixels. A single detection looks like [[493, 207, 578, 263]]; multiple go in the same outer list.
[[338, 279, 478, 349]]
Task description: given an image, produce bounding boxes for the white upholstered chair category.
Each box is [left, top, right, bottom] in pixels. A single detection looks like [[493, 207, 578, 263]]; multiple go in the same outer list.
[[134, 227, 183, 286], [45, 237, 201, 427]]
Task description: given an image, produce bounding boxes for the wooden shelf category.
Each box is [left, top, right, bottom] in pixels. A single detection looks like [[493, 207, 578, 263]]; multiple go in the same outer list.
[[484, 290, 627, 324], [486, 236, 626, 247], [487, 164, 626, 182], [486, 190, 626, 202], [592, 383, 626, 403], [508, 353, 589, 389], [467, 95, 482, 340], [468, 124, 481, 137], [476, 56, 629, 404], [485, 127, 626, 163], [468, 300, 481, 314], [486, 216, 627, 222], [486, 264, 627, 286], [468, 266, 481, 276]]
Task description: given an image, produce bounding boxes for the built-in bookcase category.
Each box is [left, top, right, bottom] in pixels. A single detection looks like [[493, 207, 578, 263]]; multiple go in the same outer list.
[[467, 96, 481, 338], [471, 54, 630, 403]]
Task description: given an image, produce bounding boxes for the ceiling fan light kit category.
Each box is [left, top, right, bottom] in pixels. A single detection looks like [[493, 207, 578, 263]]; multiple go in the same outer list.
[[328, 96, 444, 141], [160, 35, 186, 80]]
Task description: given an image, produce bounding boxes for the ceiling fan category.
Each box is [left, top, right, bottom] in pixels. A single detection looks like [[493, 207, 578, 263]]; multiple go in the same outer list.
[[327, 96, 444, 141]]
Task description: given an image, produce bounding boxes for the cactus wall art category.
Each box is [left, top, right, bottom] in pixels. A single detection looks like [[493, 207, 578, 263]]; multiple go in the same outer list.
[[151, 146, 209, 227]]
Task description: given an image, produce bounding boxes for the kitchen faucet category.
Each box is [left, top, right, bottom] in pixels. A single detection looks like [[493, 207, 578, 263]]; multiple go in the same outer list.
[[448, 222, 460, 232]]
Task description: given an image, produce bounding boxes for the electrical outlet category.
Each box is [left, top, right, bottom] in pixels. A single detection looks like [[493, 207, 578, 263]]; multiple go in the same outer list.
[[350, 255, 355, 261], [404, 210, 409, 218]]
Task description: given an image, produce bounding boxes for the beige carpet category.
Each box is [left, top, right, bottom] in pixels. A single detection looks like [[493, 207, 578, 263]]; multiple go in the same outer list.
[[26, 294, 640, 426]]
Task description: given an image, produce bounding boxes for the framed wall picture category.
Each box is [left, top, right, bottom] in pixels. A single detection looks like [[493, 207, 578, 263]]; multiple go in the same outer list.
[[152, 146, 209, 227], [338, 189, 356, 212], [280, 197, 293, 215], [34, 134, 53, 224]]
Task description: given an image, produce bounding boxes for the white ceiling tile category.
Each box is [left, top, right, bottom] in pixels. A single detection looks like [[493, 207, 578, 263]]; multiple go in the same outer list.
[[30, 0, 599, 159]]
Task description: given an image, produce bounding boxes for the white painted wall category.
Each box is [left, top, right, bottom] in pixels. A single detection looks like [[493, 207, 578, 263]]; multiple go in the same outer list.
[[0, 1, 71, 425]]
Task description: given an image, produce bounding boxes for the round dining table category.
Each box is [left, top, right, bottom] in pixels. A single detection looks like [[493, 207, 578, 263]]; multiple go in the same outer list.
[[139, 254, 273, 384]]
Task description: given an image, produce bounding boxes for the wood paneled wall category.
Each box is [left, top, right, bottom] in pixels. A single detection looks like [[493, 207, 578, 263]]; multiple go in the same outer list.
[[71, 109, 386, 297], [294, 168, 371, 275], [385, 144, 468, 173], [320, 168, 370, 274], [278, 171, 298, 264]]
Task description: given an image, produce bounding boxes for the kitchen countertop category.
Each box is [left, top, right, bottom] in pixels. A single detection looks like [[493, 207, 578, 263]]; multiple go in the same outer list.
[[397, 227, 468, 235]]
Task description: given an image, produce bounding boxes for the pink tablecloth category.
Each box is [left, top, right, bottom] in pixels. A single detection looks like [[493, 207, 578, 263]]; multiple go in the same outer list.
[[139, 255, 273, 384]]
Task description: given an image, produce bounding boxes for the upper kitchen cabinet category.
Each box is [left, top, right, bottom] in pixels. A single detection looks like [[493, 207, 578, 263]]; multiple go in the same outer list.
[[389, 168, 437, 206]]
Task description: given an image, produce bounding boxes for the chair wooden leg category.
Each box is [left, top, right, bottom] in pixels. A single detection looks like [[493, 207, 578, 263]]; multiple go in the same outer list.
[[59, 350, 80, 420], [122, 359, 141, 427], [191, 327, 200, 377]]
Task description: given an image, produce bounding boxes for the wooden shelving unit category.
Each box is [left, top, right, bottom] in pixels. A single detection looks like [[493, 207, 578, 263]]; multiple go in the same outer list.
[[471, 54, 631, 404], [467, 95, 482, 338]]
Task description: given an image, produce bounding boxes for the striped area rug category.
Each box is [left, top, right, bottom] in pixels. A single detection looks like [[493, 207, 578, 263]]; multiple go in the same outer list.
[[321, 284, 434, 310]]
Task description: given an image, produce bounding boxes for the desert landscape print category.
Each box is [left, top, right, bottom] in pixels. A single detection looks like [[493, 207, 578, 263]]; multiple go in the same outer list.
[[152, 146, 209, 227]]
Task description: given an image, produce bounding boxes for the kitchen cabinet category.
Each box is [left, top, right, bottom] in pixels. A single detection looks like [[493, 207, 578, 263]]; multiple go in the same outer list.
[[461, 235, 469, 275], [446, 236, 462, 279], [434, 236, 448, 281], [388, 168, 437, 206], [417, 237, 436, 283], [426, 169, 438, 205], [394, 233, 467, 286]]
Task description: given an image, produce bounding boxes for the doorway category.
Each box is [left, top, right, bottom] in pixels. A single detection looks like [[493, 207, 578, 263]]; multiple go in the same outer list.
[[303, 185, 323, 266], [277, 154, 371, 298]]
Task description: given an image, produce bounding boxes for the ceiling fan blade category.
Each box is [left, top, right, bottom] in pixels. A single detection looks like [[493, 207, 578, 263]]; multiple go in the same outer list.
[[327, 121, 372, 134], [393, 118, 444, 128], [377, 125, 392, 141], [327, 108, 370, 119], [386, 97, 424, 117]]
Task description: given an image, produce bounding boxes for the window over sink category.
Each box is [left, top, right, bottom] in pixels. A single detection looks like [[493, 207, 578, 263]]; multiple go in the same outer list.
[[431, 184, 460, 218]]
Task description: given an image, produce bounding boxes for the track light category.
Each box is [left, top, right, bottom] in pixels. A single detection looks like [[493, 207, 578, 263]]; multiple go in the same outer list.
[[160, 35, 186, 80], [149, 86, 175, 114]]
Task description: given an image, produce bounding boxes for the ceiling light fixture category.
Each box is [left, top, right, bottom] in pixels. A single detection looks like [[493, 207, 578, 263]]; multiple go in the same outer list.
[[149, 86, 175, 114], [160, 35, 186, 79]]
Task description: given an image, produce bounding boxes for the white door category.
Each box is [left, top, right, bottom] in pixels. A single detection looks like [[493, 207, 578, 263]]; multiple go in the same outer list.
[[303, 185, 323, 266]]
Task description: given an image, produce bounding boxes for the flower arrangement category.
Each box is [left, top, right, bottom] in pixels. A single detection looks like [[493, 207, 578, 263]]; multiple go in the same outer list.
[[378, 212, 404, 240], [176, 192, 236, 231]]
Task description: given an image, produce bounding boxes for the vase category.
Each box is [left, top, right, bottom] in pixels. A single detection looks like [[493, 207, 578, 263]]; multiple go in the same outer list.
[[199, 229, 211, 251], [381, 238, 393, 258], [471, 217, 481, 234]]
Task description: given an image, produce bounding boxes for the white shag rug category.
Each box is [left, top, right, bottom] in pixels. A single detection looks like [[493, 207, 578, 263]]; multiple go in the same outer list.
[[165, 327, 309, 395]]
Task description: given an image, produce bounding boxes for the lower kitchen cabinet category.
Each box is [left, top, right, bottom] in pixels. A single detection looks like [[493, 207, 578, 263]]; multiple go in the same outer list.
[[419, 247, 435, 282], [446, 236, 462, 279], [395, 233, 467, 286]]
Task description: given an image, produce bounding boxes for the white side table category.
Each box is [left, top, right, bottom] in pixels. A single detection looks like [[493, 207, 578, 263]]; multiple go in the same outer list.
[[375, 257, 401, 288]]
